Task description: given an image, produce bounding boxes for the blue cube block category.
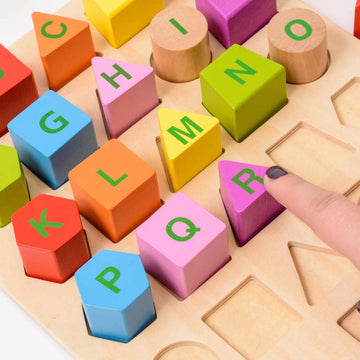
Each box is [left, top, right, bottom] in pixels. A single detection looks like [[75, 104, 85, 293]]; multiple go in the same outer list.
[[75, 250, 156, 343], [7, 90, 98, 189]]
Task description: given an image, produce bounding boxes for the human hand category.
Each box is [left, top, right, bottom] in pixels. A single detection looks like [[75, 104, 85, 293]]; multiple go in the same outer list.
[[264, 166, 360, 271]]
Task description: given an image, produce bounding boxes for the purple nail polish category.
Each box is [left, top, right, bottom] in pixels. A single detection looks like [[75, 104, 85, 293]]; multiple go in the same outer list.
[[357, 301, 360, 314], [266, 166, 288, 179]]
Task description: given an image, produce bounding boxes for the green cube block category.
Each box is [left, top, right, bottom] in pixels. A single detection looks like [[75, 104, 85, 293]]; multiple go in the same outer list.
[[200, 44, 287, 142], [0, 146, 29, 227]]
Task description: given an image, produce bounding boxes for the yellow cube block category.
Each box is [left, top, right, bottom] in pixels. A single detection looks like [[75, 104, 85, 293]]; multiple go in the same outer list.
[[159, 108, 222, 191], [82, 0, 164, 48]]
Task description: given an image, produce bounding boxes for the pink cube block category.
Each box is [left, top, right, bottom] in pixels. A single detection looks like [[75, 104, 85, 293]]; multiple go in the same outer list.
[[92, 57, 159, 138], [195, 0, 277, 48], [219, 160, 284, 246], [136, 192, 229, 299]]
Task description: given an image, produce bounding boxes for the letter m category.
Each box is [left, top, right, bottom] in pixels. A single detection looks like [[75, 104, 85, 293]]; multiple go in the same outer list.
[[167, 116, 203, 145]]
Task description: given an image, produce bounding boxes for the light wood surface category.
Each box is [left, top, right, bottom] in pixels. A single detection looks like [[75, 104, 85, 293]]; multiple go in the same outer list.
[[268, 8, 328, 84], [1, 0, 360, 359], [150, 6, 211, 82]]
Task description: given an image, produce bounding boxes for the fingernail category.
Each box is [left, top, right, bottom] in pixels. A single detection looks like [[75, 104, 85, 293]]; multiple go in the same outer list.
[[266, 166, 288, 179], [357, 301, 360, 314]]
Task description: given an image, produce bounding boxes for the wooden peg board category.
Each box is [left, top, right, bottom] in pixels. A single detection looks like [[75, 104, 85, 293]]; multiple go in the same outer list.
[[1, 0, 360, 359]]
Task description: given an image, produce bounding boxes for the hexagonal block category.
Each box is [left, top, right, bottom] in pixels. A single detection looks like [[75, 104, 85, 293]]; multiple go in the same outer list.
[[7, 90, 98, 189], [0, 145, 30, 227], [75, 250, 156, 342], [12, 194, 90, 283], [136, 192, 229, 299]]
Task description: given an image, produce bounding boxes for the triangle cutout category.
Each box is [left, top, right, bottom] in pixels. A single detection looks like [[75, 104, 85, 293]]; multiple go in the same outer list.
[[289, 242, 355, 305]]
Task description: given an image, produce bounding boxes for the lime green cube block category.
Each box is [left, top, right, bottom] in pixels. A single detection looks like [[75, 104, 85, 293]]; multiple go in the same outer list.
[[0, 146, 29, 227], [200, 44, 287, 142]]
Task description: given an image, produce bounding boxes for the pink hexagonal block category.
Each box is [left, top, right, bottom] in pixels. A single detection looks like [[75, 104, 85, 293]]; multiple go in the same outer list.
[[136, 192, 229, 299], [219, 160, 284, 246], [195, 0, 277, 48]]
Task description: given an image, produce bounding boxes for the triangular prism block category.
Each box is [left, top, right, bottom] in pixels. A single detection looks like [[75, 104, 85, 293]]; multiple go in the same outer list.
[[219, 160, 284, 245], [32, 12, 95, 90], [159, 108, 222, 191], [92, 57, 159, 138]]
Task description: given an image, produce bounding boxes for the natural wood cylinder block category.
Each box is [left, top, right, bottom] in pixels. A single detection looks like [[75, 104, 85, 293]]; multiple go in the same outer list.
[[150, 6, 211, 83], [268, 8, 327, 84]]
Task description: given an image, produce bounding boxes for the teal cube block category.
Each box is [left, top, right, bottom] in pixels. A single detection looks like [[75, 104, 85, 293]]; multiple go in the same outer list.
[[200, 44, 287, 142], [75, 250, 156, 343], [7, 90, 98, 189]]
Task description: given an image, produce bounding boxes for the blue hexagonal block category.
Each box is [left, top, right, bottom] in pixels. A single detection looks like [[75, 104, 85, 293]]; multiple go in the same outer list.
[[75, 250, 156, 342]]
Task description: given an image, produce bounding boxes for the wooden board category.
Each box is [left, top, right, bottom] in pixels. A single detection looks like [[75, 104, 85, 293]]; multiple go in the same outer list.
[[1, 0, 360, 358]]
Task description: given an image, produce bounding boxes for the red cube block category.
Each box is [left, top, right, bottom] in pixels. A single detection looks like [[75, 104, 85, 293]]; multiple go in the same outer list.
[[0, 44, 39, 136], [355, 0, 360, 39], [12, 194, 90, 283]]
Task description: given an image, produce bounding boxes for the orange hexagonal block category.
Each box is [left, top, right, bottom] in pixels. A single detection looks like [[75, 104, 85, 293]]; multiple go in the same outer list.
[[12, 194, 91, 283], [68, 139, 161, 243]]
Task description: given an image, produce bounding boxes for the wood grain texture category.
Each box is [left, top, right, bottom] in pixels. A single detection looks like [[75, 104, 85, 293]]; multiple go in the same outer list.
[[268, 8, 328, 84], [1, 0, 360, 359], [150, 6, 211, 82]]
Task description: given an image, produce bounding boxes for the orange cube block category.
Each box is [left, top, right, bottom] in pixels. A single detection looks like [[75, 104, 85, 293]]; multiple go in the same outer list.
[[0, 44, 38, 135], [12, 194, 91, 283], [69, 139, 161, 242], [32, 12, 96, 90]]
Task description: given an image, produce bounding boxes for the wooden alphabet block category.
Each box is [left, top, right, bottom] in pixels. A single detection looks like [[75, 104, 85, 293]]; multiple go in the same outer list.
[[82, 0, 164, 48], [355, 0, 360, 39], [136, 192, 229, 299], [158, 108, 222, 191], [195, 0, 277, 48], [75, 250, 156, 342], [7, 90, 98, 190], [268, 8, 328, 84], [68, 139, 161, 243], [92, 57, 159, 138], [0, 44, 38, 136], [150, 6, 211, 82], [32, 12, 96, 90], [12, 194, 90, 283], [200, 44, 287, 142], [219, 160, 284, 246], [0, 146, 30, 228]]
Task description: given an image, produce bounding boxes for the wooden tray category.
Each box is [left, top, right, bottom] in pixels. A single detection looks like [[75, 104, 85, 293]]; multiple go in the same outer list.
[[1, 0, 360, 359]]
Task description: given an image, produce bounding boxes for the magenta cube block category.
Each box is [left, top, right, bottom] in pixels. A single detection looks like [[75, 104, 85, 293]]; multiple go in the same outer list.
[[136, 192, 229, 299], [219, 160, 284, 246], [195, 0, 277, 48]]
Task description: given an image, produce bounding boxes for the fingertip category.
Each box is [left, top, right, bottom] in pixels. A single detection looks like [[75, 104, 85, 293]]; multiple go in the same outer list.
[[265, 166, 289, 180]]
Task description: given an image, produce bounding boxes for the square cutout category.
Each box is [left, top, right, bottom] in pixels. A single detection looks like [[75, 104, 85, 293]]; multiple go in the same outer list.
[[267, 122, 354, 188], [202, 276, 301, 360]]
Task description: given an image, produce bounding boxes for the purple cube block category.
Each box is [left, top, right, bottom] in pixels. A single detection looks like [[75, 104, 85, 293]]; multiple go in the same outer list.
[[196, 0, 277, 48]]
